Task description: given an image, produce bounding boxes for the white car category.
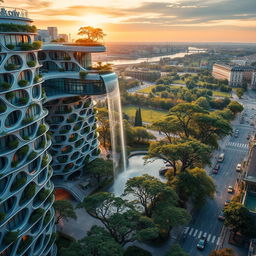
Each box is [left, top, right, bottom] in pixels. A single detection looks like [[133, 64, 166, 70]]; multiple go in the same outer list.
[[227, 186, 234, 193], [236, 163, 242, 172]]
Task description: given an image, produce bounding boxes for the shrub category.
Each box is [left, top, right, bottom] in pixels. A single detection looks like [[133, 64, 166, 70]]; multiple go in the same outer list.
[[8, 140, 19, 150], [34, 74, 42, 83], [6, 91, 15, 100], [11, 160, 18, 168], [29, 208, 45, 223], [60, 129, 68, 134], [58, 68, 65, 72], [37, 124, 46, 136], [5, 63, 18, 71], [41, 156, 48, 168], [3, 231, 19, 245], [17, 145, 29, 157], [32, 41, 42, 50], [39, 140, 46, 149], [27, 61, 36, 67], [0, 212, 6, 222], [10, 176, 27, 191], [0, 104, 7, 113], [0, 82, 11, 91], [27, 151, 37, 161], [38, 189, 50, 202], [43, 211, 51, 225], [6, 44, 15, 50], [18, 80, 28, 87], [22, 116, 34, 125], [64, 56, 71, 60], [18, 97, 28, 105], [79, 71, 88, 79], [20, 183, 36, 205], [0, 24, 37, 33]]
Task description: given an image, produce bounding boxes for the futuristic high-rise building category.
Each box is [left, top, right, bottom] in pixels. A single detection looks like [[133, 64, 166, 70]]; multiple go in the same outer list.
[[0, 7, 56, 256], [0, 6, 119, 256]]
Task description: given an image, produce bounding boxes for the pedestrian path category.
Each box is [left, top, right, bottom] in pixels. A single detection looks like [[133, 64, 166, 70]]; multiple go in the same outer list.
[[183, 227, 220, 245], [226, 142, 249, 149]]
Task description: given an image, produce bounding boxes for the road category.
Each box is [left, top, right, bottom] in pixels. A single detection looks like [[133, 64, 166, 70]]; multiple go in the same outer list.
[[182, 90, 256, 256]]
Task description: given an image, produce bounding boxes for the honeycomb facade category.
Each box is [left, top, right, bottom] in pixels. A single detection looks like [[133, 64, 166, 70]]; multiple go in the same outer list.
[[0, 8, 56, 256]]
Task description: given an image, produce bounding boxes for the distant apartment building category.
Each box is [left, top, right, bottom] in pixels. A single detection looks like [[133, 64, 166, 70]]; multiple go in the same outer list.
[[47, 27, 58, 41], [124, 69, 161, 82], [212, 63, 256, 88], [37, 29, 51, 43], [242, 137, 256, 215], [58, 33, 68, 42]]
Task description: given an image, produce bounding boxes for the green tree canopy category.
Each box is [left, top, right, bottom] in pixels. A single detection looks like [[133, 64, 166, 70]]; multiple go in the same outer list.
[[146, 139, 211, 175], [124, 246, 152, 256], [227, 101, 244, 115], [132, 127, 155, 143], [124, 174, 178, 217], [235, 88, 244, 99], [169, 103, 206, 138], [79, 192, 159, 246], [171, 168, 216, 207], [60, 226, 123, 256], [77, 26, 106, 42], [53, 200, 77, 224], [84, 158, 113, 187], [165, 244, 189, 256], [224, 201, 256, 238]]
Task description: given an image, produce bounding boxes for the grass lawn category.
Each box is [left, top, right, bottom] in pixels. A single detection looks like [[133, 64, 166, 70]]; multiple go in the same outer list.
[[123, 105, 168, 123], [172, 79, 185, 84], [137, 85, 156, 93], [212, 90, 231, 97]]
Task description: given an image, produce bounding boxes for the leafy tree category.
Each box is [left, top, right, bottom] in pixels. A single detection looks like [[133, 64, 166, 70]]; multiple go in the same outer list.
[[171, 168, 216, 207], [124, 246, 152, 256], [152, 200, 191, 237], [193, 113, 232, 147], [152, 118, 181, 143], [77, 26, 106, 42], [96, 108, 111, 149], [134, 107, 143, 126], [146, 139, 211, 175], [79, 192, 159, 246], [195, 96, 210, 110], [235, 88, 244, 99], [85, 158, 113, 187], [224, 202, 256, 239], [53, 200, 77, 224], [165, 244, 189, 256], [209, 248, 235, 256], [124, 174, 178, 217], [169, 103, 206, 137], [227, 101, 243, 115], [60, 225, 123, 256], [132, 127, 155, 143]]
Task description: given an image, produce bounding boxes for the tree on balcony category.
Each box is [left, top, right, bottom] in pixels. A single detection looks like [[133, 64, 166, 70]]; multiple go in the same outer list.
[[53, 200, 77, 224], [76, 26, 106, 45]]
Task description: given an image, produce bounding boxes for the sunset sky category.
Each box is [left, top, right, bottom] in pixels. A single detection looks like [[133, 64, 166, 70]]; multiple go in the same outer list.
[[4, 0, 256, 42]]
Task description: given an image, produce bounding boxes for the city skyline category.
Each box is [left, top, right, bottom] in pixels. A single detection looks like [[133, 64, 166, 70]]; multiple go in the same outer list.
[[3, 0, 256, 43]]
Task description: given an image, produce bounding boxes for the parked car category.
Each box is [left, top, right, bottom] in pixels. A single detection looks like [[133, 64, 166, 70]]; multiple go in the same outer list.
[[227, 186, 234, 193], [218, 213, 225, 221], [236, 163, 242, 172], [197, 236, 207, 250], [213, 164, 220, 174]]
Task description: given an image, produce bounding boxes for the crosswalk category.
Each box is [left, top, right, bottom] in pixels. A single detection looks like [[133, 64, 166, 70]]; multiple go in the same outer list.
[[183, 227, 220, 245], [226, 142, 249, 149]]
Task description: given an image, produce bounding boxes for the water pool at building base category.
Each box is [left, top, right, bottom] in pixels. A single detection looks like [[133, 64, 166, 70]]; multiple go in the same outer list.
[[108, 155, 166, 196]]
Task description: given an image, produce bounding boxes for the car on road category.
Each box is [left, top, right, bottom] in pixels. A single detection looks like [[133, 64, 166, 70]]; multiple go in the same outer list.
[[224, 200, 231, 206], [217, 153, 225, 162], [247, 134, 251, 140], [227, 186, 234, 193], [218, 213, 225, 221], [236, 163, 242, 172], [213, 163, 220, 174], [197, 236, 207, 250]]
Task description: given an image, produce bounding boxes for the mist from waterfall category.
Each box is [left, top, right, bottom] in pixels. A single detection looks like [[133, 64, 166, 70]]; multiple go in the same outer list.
[[104, 73, 127, 173]]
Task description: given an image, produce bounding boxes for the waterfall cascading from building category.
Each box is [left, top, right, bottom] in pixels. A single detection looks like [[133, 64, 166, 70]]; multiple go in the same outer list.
[[104, 75, 127, 173]]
